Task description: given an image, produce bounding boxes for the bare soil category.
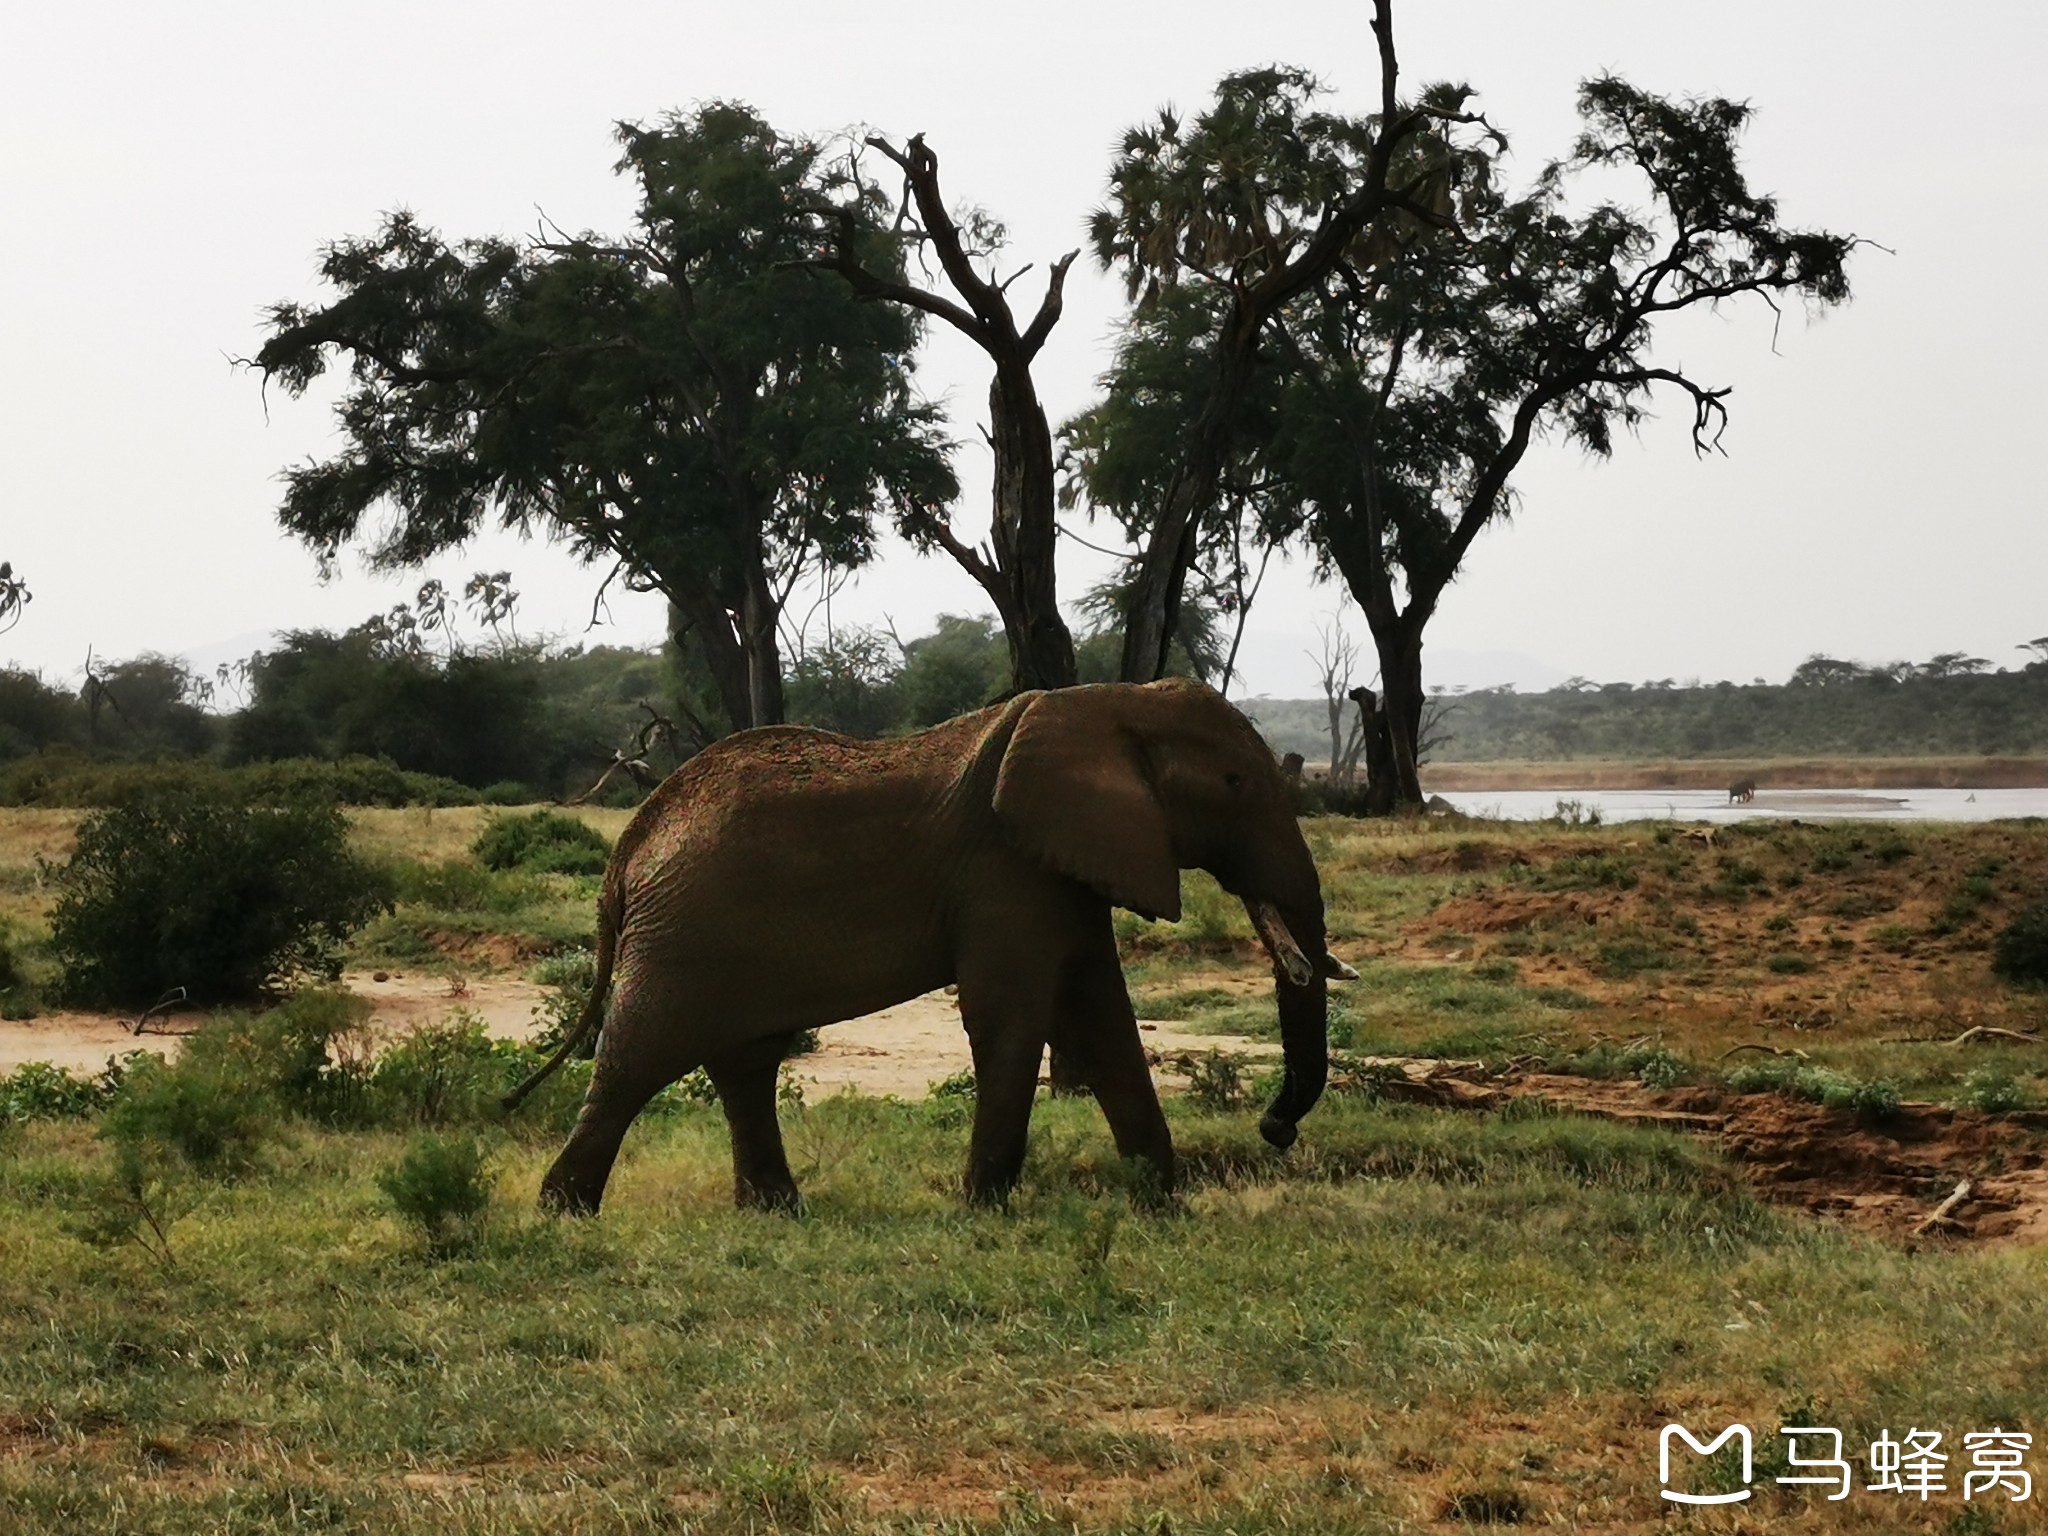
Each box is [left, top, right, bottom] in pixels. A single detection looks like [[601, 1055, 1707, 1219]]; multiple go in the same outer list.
[[0, 977, 1273, 1095], [1366, 1056, 2048, 1248]]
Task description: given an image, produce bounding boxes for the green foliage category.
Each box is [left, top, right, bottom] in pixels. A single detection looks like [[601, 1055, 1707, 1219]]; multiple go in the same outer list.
[[529, 948, 599, 1057], [66, 1135, 196, 1269], [471, 809, 612, 876], [369, 1013, 517, 1127], [378, 1133, 496, 1252], [100, 1051, 278, 1178], [1725, 1059, 1901, 1120], [1244, 663, 2048, 765], [783, 628, 906, 737], [1991, 901, 2048, 986], [897, 614, 1009, 726], [0, 1056, 134, 1124], [0, 747, 479, 809], [1166, 1049, 1253, 1110], [1953, 1070, 2031, 1115], [256, 102, 957, 735], [0, 915, 37, 1018], [47, 789, 394, 1007]]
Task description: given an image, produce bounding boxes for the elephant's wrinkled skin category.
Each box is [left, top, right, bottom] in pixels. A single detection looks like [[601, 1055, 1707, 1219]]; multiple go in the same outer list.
[[517, 679, 1353, 1213]]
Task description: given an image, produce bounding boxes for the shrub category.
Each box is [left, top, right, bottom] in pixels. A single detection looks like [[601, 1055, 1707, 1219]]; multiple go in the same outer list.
[[379, 1133, 495, 1251], [472, 809, 612, 876], [1991, 901, 2048, 986], [1, 1056, 135, 1124], [370, 1012, 514, 1126], [0, 750, 477, 809], [185, 991, 377, 1125], [1726, 1059, 1901, 1120], [1167, 1049, 1251, 1110], [101, 1051, 276, 1177], [47, 788, 394, 1007], [1955, 1070, 2030, 1115], [529, 948, 600, 1057]]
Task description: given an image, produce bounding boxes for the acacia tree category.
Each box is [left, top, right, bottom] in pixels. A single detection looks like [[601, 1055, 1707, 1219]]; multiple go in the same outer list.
[[1088, 2, 1493, 684], [255, 104, 956, 734], [1078, 74, 1855, 810], [810, 135, 1079, 690]]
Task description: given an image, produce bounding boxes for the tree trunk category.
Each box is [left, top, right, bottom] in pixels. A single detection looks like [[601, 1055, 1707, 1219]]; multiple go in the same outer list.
[[737, 551, 785, 729], [668, 583, 753, 737], [1370, 626, 1426, 812], [986, 363, 1077, 692]]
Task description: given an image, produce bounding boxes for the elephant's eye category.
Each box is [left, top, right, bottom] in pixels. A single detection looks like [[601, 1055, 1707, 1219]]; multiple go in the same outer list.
[[1224, 771, 1244, 792]]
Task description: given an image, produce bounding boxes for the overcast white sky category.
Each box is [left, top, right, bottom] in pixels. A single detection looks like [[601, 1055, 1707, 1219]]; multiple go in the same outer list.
[[3, 1, 2043, 701]]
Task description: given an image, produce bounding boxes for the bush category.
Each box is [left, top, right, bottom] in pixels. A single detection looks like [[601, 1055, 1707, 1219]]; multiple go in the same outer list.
[[1, 1056, 135, 1124], [0, 750, 477, 809], [370, 1012, 520, 1125], [184, 991, 377, 1125], [48, 789, 394, 1007], [101, 1051, 276, 1177], [472, 809, 612, 877], [1991, 901, 2048, 986], [378, 1133, 495, 1252]]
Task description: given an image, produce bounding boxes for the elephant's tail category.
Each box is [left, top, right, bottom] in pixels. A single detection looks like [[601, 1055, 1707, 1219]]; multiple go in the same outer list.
[[501, 875, 622, 1115]]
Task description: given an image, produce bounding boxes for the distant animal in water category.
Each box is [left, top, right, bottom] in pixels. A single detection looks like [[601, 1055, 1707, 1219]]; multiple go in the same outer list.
[[1728, 778, 1757, 804]]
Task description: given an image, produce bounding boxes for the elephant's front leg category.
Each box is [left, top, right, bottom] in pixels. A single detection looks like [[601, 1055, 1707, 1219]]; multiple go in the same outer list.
[[704, 1032, 802, 1213], [1053, 938, 1176, 1200], [954, 934, 1061, 1204]]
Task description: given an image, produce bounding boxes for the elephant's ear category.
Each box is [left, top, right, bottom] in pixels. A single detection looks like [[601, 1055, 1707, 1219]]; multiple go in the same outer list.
[[992, 689, 1182, 921]]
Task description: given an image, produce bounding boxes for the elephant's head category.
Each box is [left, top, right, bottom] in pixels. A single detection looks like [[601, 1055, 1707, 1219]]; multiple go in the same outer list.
[[992, 678, 1354, 1148]]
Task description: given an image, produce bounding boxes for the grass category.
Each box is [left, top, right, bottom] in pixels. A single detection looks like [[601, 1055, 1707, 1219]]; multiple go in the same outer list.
[[4, 1094, 2046, 1532], [6, 803, 2048, 1528]]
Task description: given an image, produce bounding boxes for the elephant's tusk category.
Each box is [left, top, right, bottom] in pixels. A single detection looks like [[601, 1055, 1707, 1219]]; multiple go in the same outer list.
[[1319, 953, 1359, 982], [1247, 899, 1316, 988]]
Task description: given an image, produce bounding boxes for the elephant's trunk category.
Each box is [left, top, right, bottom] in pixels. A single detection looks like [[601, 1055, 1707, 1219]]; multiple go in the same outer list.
[[1242, 897, 1347, 1149]]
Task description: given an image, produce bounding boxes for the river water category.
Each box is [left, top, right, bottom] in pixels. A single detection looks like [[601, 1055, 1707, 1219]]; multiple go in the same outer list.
[[1432, 787, 2048, 826]]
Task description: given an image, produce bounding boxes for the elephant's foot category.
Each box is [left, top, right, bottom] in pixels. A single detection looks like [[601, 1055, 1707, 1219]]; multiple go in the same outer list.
[[734, 1171, 802, 1215], [538, 1158, 609, 1216], [962, 1171, 1018, 1210]]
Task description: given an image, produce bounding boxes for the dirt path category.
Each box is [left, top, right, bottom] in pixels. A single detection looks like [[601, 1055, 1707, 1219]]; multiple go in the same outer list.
[[0, 974, 1274, 1095]]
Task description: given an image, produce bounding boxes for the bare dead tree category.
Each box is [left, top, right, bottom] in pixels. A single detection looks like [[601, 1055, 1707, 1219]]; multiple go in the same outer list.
[[566, 703, 688, 805], [1309, 619, 1369, 787], [811, 135, 1079, 691]]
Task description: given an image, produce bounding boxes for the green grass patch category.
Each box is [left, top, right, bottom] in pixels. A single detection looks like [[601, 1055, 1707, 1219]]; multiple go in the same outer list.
[[2, 1094, 2045, 1531]]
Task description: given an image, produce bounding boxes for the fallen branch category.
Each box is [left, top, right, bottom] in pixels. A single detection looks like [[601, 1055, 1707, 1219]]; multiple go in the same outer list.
[[130, 987, 192, 1036], [1880, 1026, 2044, 1047], [1912, 1178, 1972, 1236], [1946, 1026, 2042, 1048], [1719, 1042, 1812, 1061]]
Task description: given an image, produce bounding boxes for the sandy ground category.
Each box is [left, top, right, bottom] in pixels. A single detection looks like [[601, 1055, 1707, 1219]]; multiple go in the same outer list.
[[0, 972, 1276, 1094]]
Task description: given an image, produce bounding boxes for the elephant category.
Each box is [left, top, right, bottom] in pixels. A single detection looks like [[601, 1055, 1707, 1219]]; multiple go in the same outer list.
[[1728, 777, 1758, 804], [506, 678, 1355, 1214]]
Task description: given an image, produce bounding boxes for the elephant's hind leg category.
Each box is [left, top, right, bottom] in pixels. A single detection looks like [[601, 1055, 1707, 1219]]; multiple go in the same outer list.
[[704, 1033, 802, 1213], [539, 1002, 695, 1216]]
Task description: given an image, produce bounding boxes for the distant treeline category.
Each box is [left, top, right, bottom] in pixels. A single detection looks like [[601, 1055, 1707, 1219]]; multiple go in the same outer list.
[[7, 629, 2044, 806], [0, 613, 1176, 806], [1249, 655, 2048, 767]]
